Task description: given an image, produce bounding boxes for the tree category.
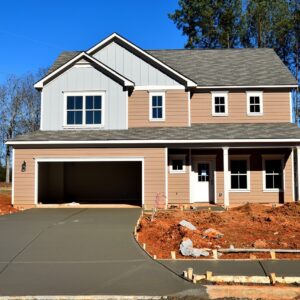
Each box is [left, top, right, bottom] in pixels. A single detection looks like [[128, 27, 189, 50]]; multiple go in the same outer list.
[[169, 0, 243, 49], [0, 68, 47, 183]]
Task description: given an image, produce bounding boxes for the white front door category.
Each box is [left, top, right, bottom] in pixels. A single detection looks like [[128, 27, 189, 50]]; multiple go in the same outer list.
[[191, 160, 214, 203]]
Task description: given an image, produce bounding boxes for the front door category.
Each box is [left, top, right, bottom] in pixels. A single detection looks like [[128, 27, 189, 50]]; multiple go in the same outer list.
[[191, 160, 214, 203]]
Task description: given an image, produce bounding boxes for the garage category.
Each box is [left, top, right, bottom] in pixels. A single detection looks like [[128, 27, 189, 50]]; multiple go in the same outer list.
[[37, 159, 143, 206]]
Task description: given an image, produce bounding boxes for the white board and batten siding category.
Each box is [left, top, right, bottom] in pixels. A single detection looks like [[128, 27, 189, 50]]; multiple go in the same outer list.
[[92, 41, 182, 87]]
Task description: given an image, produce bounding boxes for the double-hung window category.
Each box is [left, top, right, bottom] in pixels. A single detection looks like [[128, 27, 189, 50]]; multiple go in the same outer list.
[[169, 155, 186, 173], [212, 92, 228, 116], [65, 92, 104, 127], [230, 158, 249, 190], [247, 91, 263, 116], [263, 158, 283, 190], [149, 92, 165, 121]]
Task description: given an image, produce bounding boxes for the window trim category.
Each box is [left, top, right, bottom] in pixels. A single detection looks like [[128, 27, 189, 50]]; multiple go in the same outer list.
[[63, 91, 105, 128], [169, 155, 186, 174], [229, 155, 250, 192], [247, 91, 263, 116], [211, 91, 228, 116], [262, 155, 285, 192], [149, 92, 165, 121]]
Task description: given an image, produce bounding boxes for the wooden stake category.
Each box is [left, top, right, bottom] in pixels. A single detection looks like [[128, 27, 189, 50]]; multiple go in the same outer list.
[[270, 251, 276, 259], [212, 249, 218, 259], [171, 251, 176, 260], [206, 271, 213, 281], [143, 243, 146, 250], [269, 273, 277, 285], [153, 255, 157, 260], [136, 233, 139, 241], [183, 271, 187, 278], [250, 254, 257, 260], [187, 268, 193, 280]]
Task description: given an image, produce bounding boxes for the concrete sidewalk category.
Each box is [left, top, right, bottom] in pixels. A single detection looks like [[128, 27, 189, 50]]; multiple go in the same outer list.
[[160, 259, 300, 277]]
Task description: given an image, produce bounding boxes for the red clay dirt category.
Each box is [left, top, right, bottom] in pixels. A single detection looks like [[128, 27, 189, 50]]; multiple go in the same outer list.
[[0, 188, 19, 215], [138, 203, 300, 259]]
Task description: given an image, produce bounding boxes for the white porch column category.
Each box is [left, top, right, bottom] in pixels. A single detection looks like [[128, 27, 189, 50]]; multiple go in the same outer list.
[[223, 147, 229, 207], [297, 147, 300, 201]]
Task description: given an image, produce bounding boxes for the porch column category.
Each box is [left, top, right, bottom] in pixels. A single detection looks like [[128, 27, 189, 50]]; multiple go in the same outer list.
[[223, 147, 229, 207], [297, 147, 300, 201]]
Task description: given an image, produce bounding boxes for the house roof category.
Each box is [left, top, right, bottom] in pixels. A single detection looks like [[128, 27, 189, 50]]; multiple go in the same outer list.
[[7, 123, 300, 145], [147, 48, 298, 87], [46, 47, 298, 88]]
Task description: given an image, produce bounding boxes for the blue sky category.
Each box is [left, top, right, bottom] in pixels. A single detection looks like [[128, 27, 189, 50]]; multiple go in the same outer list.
[[0, 0, 185, 83]]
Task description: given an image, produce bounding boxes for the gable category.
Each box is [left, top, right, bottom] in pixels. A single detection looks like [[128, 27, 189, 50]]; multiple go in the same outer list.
[[92, 41, 183, 87]]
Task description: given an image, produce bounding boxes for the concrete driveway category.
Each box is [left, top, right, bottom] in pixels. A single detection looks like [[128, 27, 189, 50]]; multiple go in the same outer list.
[[0, 208, 203, 297]]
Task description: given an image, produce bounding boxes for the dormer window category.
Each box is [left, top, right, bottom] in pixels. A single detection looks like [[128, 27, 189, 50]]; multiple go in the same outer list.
[[149, 92, 165, 121], [64, 92, 104, 127], [212, 92, 228, 116], [247, 91, 263, 116]]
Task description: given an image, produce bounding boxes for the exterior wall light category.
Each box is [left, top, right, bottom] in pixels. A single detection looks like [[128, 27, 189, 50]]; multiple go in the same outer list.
[[21, 161, 26, 172]]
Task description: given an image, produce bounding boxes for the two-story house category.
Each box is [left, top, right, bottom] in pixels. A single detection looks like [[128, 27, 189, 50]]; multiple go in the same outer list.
[[7, 33, 300, 209]]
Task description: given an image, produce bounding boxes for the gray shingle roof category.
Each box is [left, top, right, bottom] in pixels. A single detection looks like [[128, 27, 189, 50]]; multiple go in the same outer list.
[[147, 48, 297, 86], [46, 48, 297, 86], [9, 123, 300, 143]]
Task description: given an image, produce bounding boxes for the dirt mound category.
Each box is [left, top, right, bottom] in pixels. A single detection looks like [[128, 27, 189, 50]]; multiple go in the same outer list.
[[138, 203, 300, 259]]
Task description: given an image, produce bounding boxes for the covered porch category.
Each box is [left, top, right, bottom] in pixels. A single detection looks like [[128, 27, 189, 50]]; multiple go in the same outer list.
[[167, 146, 299, 207]]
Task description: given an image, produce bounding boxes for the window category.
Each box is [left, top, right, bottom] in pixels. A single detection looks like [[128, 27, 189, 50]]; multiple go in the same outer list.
[[247, 91, 263, 116], [149, 92, 165, 121], [65, 92, 104, 127], [212, 92, 228, 116], [230, 159, 249, 190], [86, 95, 102, 125], [67, 96, 83, 125], [264, 159, 283, 190], [169, 155, 186, 173]]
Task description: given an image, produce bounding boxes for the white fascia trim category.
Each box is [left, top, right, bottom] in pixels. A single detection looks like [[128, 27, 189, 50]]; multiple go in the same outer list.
[[40, 90, 44, 130], [7, 138, 300, 146], [34, 52, 134, 89], [87, 33, 197, 87], [188, 91, 191, 127], [135, 85, 185, 91], [196, 85, 298, 89]]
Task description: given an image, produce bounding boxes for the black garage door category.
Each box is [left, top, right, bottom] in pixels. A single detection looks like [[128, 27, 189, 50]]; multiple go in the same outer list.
[[38, 161, 142, 206]]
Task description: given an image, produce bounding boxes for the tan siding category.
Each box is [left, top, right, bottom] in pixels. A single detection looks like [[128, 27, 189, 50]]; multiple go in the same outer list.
[[168, 173, 190, 204], [191, 91, 290, 123], [14, 148, 165, 209], [128, 90, 189, 127]]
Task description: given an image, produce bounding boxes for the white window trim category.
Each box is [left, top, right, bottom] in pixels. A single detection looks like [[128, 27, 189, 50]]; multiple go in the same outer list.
[[262, 155, 285, 192], [229, 155, 251, 192], [169, 155, 186, 174], [149, 92, 165, 121], [247, 91, 263, 116], [211, 91, 228, 116], [63, 91, 105, 129]]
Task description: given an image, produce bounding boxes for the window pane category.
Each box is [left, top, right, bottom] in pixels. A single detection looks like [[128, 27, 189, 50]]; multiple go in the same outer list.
[[215, 97, 220, 105], [231, 175, 239, 189], [239, 175, 247, 189], [215, 106, 220, 113], [157, 107, 162, 118], [75, 96, 83, 109], [219, 105, 225, 113], [86, 111, 93, 124], [94, 96, 101, 109], [94, 111, 101, 124], [250, 105, 255, 113], [254, 105, 260, 112], [152, 96, 158, 107], [172, 160, 183, 171], [67, 111, 74, 124], [75, 111, 82, 124], [265, 160, 281, 173], [231, 160, 247, 174], [67, 96, 74, 109], [86, 96, 93, 109], [266, 174, 274, 189]]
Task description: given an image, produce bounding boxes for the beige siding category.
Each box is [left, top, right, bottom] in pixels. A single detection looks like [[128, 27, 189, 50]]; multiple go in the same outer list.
[[191, 91, 290, 123], [128, 90, 189, 127], [168, 173, 190, 204], [14, 148, 165, 209]]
